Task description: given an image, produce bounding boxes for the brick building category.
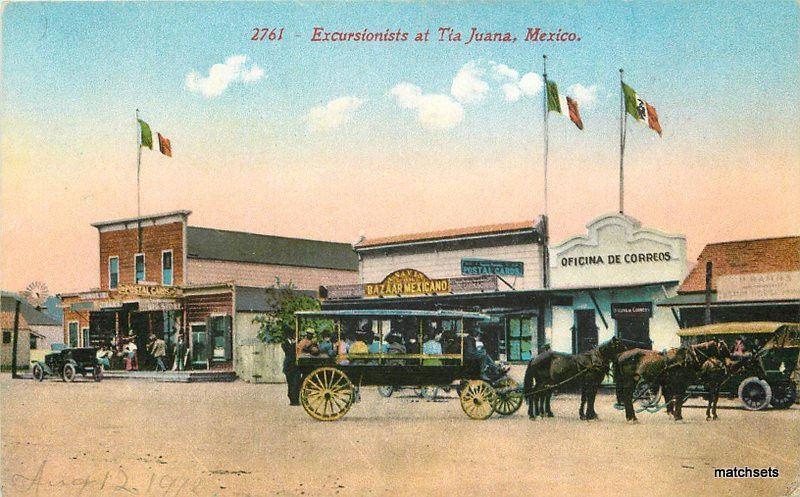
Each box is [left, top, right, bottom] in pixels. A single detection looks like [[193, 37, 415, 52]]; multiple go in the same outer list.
[[60, 210, 358, 371]]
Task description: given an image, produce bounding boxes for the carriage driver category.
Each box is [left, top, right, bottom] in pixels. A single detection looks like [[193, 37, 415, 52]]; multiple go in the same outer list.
[[464, 324, 509, 382]]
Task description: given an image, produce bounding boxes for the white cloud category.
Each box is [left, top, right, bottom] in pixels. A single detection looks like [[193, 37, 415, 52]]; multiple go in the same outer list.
[[241, 64, 265, 83], [185, 55, 265, 98], [450, 61, 489, 103], [391, 83, 464, 129], [489, 61, 519, 81], [501, 83, 522, 102], [518, 72, 544, 96], [567, 83, 598, 108], [391, 83, 422, 109], [307, 96, 365, 132]]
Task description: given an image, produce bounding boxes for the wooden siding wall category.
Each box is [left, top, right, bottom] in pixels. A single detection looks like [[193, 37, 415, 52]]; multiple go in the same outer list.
[[60, 296, 90, 343], [185, 292, 233, 324], [187, 258, 357, 290], [98, 222, 184, 290]]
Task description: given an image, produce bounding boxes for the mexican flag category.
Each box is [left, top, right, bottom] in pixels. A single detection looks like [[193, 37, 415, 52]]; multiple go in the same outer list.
[[158, 133, 172, 157], [138, 119, 153, 149], [622, 82, 662, 136], [546, 81, 583, 130]]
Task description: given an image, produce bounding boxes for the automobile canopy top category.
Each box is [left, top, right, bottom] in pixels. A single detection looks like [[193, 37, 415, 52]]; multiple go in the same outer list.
[[677, 322, 800, 337]]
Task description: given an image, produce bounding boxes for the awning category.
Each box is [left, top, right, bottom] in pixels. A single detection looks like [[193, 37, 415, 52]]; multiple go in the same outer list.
[[658, 293, 799, 308]]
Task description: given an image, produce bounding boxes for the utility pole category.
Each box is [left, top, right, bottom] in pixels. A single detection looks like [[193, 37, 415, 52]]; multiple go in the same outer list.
[[11, 300, 20, 379]]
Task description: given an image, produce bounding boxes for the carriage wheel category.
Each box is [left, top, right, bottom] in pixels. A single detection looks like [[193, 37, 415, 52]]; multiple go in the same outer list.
[[33, 364, 45, 382], [300, 367, 354, 421], [633, 379, 662, 413], [377, 385, 394, 398], [738, 377, 772, 411], [492, 378, 523, 416], [460, 380, 496, 420], [62, 363, 77, 382], [769, 382, 796, 409]]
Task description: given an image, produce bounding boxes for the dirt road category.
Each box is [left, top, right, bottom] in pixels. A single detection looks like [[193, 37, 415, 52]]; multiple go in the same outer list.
[[2, 375, 799, 497]]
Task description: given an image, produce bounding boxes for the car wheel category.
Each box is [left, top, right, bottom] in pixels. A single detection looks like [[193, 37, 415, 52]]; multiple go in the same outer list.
[[738, 376, 771, 411], [33, 364, 45, 382], [62, 363, 77, 382], [93, 366, 104, 382], [769, 381, 796, 409]]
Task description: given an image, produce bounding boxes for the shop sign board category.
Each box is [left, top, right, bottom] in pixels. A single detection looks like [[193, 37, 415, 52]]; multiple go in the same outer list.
[[323, 270, 499, 299], [450, 275, 499, 293], [114, 284, 182, 299], [138, 300, 183, 312], [611, 302, 653, 319], [717, 271, 800, 302], [69, 301, 95, 311], [324, 284, 365, 300], [365, 269, 450, 297], [461, 258, 524, 277]]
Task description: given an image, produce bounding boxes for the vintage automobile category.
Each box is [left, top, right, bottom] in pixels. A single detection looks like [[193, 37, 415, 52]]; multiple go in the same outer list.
[[32, 346, 103, 382], [293, 309, 523, 421], [678, 322, 799, 410]]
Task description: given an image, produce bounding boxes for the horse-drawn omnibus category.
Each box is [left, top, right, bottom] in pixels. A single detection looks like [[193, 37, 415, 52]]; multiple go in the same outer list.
[[293, 309, 523, 421], [678, 322, 800, 410]]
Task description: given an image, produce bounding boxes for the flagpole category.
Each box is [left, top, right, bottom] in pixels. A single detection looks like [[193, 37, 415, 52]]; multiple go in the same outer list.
[[543, 54, 549, 218], [618, 69, 626, 215], [136, 108, 142, 219], [542, 54, 551, 289]]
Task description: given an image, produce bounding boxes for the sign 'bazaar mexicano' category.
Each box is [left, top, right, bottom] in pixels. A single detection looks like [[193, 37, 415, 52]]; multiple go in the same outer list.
[[364, 269, 450, 297]]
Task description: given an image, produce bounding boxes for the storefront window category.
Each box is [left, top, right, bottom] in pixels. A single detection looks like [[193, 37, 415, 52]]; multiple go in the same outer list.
[[507, 317, 532, 362], [109, 257, 119, 289], [135, 254, 145, 283], [68, 322, 79, 347], [209, 315, 232, 362], [190, 324, 208, 368], [162, 251, 173, 286]]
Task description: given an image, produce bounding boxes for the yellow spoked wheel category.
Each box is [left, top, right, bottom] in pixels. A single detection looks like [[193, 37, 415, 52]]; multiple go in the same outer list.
[[492, 378, 524, 416], [300, 367, 354, 421], [460, 380, 497, 420]]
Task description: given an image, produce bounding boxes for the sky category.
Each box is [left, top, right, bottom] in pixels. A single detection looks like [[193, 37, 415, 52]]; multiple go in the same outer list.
[[1, 1, 798, 294]]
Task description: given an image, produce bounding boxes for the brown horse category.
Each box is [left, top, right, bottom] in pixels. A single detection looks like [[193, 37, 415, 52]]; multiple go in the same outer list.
[[698, 357, 730, 420], [523, 337, 626, 420], [615, 340, 729, 422]]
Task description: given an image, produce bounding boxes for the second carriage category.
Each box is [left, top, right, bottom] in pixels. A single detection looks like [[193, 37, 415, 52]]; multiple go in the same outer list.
[[293, 309, 523, 421]]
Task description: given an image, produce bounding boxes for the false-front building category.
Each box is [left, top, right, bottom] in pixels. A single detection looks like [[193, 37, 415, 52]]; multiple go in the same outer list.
[[322, 213, 688, 363], [60, 210, 358, 371]]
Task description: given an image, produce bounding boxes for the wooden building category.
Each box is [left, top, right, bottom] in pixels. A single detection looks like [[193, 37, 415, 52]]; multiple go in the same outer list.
[[60, 210, 358, 371]]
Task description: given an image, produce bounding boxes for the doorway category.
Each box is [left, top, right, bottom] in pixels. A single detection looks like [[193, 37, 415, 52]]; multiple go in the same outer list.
[[616, 318, 652, 349], [190, 323, 208, 369], [573, 310, 598, 353]]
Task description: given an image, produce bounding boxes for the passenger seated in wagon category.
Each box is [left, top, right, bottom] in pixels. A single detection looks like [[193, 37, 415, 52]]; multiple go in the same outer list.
[[317, 330, 335, 359], [422, 330, 443, 366], [297, 329, 319, 357]]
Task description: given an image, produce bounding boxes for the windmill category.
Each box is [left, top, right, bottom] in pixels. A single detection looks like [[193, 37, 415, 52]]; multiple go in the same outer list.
[[22, 281, 49, 309]]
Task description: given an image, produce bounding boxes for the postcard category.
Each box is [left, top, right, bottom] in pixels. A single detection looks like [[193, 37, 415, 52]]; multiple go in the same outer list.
[[2, 2, 798, 496]]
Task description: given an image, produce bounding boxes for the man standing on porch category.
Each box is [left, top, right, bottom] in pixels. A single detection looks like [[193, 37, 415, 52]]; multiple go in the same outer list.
[[149, 334, 167, 372]]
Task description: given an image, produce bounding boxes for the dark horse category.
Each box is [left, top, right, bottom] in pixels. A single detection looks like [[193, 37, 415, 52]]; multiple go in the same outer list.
[[523, 337, 626, 420], [615, 340, 729, 422]]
